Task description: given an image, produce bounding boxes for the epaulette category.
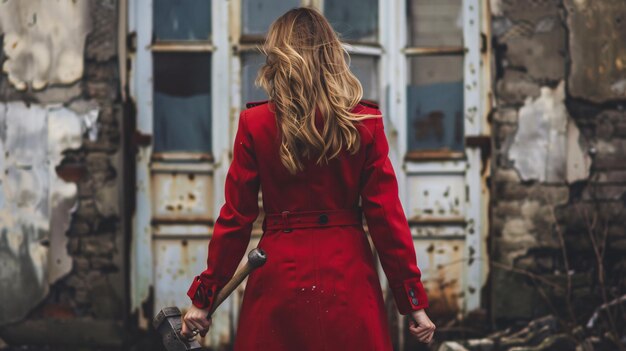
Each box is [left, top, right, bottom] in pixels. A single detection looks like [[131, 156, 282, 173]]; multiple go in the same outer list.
[[246, 100, 269, 109], [358, 99, 379, 109]]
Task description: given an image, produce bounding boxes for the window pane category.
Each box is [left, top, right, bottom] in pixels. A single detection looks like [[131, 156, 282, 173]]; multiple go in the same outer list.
[[154, 0, 212, 41], [241, 53, 378, 105], [241, 52, 268, 105], [407, 56, 464, 152], [153, 53, 212, 153], [407, 0, 463, 47], [349, 55, 379, 101], [241, 0, 299, 37], [325, 0, 378, 42]]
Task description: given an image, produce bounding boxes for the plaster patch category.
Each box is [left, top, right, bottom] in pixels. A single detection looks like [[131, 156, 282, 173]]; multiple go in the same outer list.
[[0, 0, 92, 90], [0, 102, 98, 325], [508, 81, 591, 184]]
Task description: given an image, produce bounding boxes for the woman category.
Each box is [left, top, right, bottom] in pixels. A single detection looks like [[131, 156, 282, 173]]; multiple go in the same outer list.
[[181, 7, 435, 350]]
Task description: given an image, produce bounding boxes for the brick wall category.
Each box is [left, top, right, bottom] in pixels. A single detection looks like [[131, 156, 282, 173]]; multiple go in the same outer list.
[[490, 0, 626, 327], [0, 0, 129, 348]]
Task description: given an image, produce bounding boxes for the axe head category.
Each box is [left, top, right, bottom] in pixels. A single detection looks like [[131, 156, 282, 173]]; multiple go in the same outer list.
[[248, 247, 267, 268], [153, 306, 202, 351]]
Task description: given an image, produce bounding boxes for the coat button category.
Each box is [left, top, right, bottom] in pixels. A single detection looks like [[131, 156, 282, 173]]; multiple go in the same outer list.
[[411, 297, 419, 305], [408, 288, 415, 297], [318, 214, 329, 224]]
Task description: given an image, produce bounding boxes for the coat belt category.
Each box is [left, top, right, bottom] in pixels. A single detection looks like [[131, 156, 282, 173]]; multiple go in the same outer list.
[[262, 207, 363, 232]]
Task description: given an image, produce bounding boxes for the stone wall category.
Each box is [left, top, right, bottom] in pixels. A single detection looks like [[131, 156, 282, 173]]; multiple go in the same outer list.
[[0, 0, 128, 348], [490, 0, 626, 330]]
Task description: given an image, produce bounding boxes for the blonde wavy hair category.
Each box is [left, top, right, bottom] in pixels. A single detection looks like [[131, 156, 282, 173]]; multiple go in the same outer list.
[[255, 7, 381, 175]]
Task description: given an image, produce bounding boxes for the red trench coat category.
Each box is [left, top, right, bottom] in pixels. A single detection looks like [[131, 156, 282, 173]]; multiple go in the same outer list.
[[186, 100, 429, 350]]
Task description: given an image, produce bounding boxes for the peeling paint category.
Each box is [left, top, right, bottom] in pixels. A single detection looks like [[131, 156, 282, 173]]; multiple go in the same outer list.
[[0, 0, 92, 90], [408, 174, 466, 221], [414, 240, 465, 318], [0, 102, 98, 325], [151, 167, 214, 223], [508, 81, 591, 184], [82, 110, 99, 142]]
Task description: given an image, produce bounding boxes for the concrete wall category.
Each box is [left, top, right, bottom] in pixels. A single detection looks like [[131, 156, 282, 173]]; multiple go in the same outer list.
[[490, 0, 626, 325], [0, 0, 128, 348]]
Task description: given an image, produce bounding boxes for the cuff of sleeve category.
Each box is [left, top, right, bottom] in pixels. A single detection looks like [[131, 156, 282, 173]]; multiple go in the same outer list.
[[390, 278, 429, 315], [187, 275, 218, 310]]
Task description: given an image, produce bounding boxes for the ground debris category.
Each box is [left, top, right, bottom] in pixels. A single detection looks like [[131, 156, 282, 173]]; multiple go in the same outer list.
[[437, 296, 626, 351]]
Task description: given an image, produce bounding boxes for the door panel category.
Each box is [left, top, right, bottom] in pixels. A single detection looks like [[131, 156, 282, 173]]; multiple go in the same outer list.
[[241, 0, 300, 37], [153, 52, 212, 153], [241, 52, 268, 103], [413, 239, 466, 319], [407, 173, 466, 222], [406, 0, 463, 47], [407, 55, 464, 153], [153, 0, 212, 41], [324, 0, 379, 42], [350, 55, 380, 101], [151, 165, 214, 224], [398, 3, 486, 346], [130, 1, 487, 350]]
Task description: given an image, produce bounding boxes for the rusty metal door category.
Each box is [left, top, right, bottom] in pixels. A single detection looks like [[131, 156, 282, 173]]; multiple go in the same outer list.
[[391, 2, 490, 347], [128, 0, 489, 349], [128, 0, 241, 348]]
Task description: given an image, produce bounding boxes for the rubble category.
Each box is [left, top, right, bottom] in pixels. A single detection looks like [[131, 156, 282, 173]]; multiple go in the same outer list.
[[437, 296, 626, 350]]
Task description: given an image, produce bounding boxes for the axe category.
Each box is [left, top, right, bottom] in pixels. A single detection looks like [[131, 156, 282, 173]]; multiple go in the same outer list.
[[153, 248, 267, 351]]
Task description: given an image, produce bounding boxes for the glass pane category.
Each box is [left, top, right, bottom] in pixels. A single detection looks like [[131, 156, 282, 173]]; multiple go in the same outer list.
[[241, 52, 268, 105], [324, 0, 378, 42], [241, 53, 378, 105], [153, 53, 212, 153], [407, 0, 463, 47], [154, 0, 212, 41], [241, 0, 300, 37], [407, 56, 464, 152], [349, 55, 379, 101]]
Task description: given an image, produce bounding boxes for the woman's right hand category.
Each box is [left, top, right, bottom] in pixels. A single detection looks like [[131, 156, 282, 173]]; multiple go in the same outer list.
[[180, 304, 212, 339], [409, 309, 436, 343]]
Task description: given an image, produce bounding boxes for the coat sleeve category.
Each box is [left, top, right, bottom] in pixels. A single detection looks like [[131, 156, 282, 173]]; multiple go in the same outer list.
[[186, 110, 261, 310], [359, 115, 429, 315]]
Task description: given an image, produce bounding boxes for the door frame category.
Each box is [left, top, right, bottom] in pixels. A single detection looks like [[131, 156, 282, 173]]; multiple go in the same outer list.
[[127, 0, 491, 334]]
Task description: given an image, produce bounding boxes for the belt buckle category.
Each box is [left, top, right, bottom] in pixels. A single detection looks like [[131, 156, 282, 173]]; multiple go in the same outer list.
[[281, 210, 292, 233]]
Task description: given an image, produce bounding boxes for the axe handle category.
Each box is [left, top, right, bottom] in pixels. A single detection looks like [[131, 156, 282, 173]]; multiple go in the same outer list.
[[208, 262, 254, 317]]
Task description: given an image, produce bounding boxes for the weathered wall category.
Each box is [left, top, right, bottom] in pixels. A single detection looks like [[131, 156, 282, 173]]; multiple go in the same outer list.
[[0, 102, 98, 324], [490, 0, 626, 326], [0, 0, 127, 347]]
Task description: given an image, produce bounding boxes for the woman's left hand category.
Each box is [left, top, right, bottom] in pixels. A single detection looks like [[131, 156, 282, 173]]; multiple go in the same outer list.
[[180, 305, 212, 339], [409, 309, 436, 344]]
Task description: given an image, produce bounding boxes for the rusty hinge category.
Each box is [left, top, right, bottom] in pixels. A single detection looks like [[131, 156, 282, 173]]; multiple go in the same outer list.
[[466, 135, 491, 155], [132, 130, 152, 148], [127, 32, 137, 53], [480, 32, 488, 53], [466, 135, 491, 173]]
